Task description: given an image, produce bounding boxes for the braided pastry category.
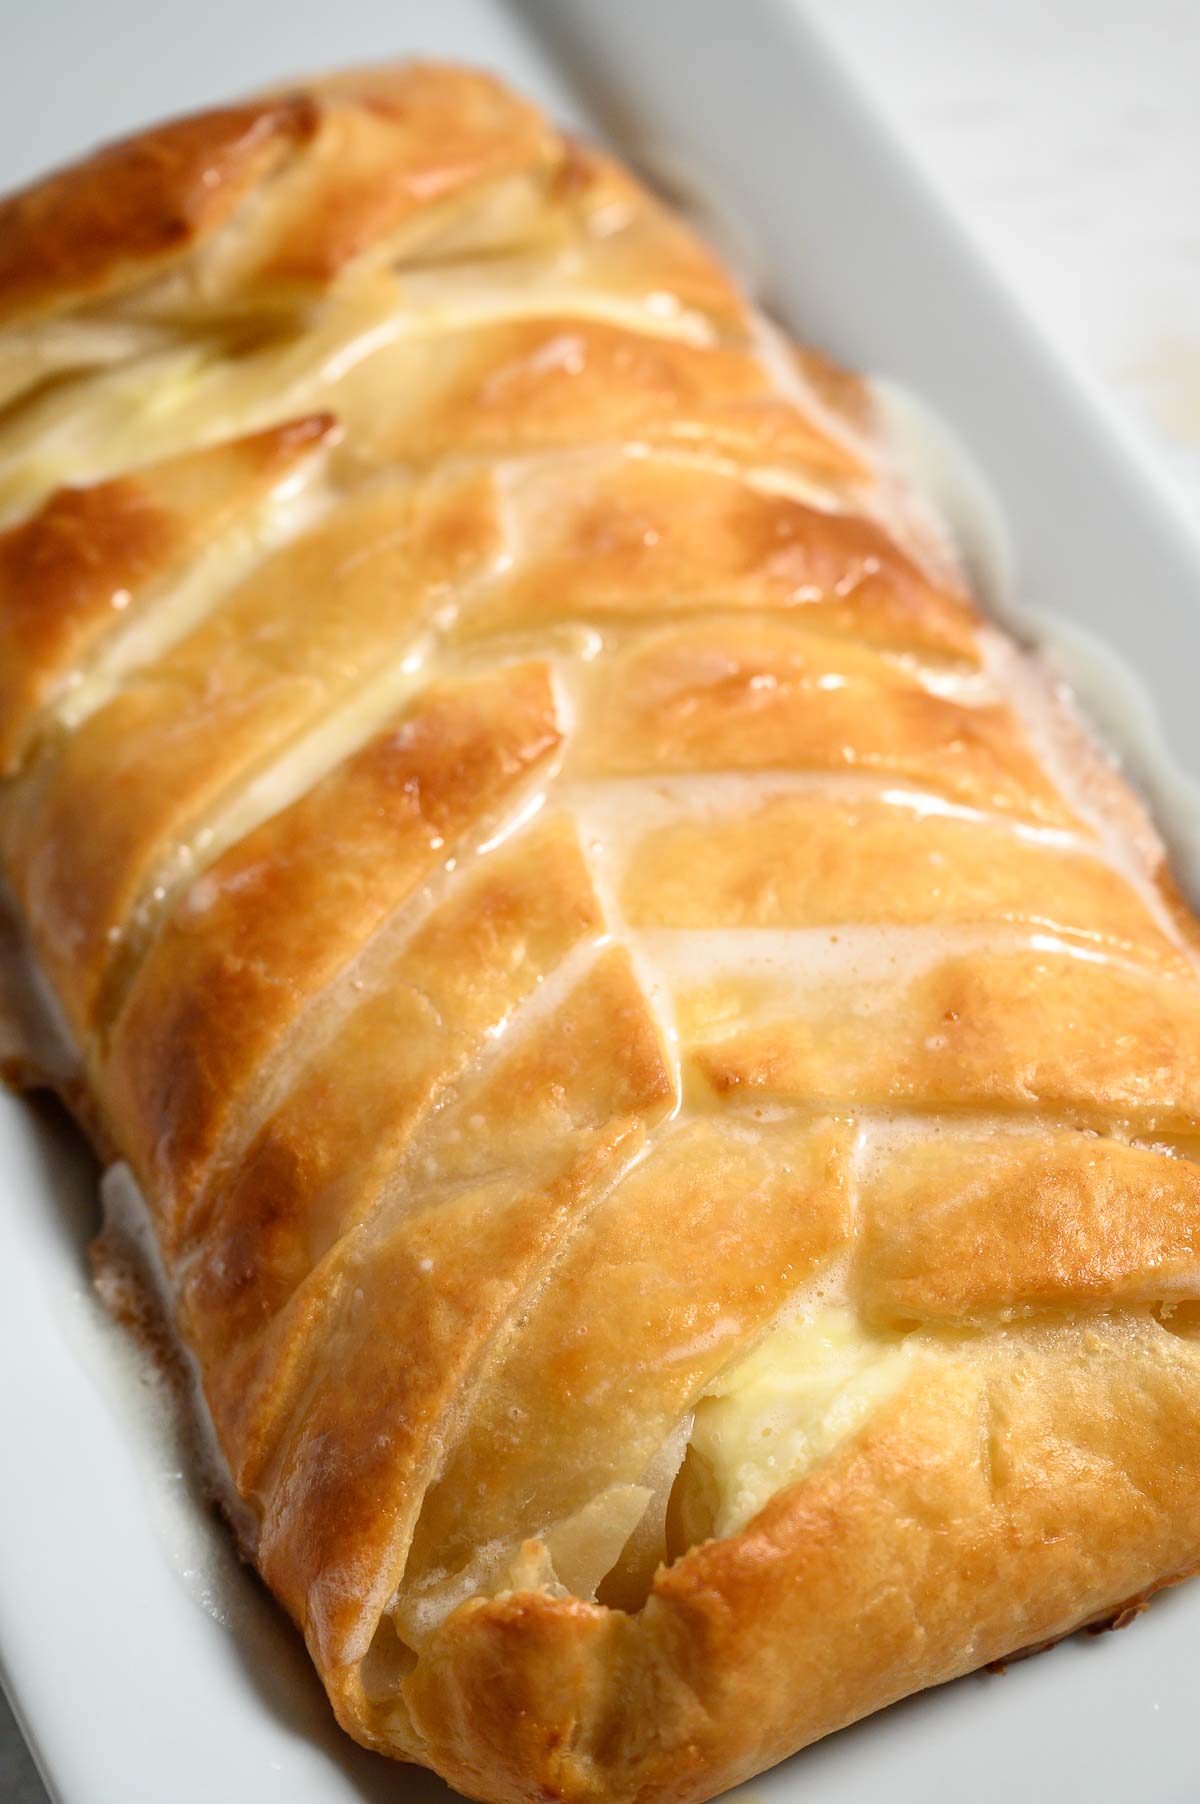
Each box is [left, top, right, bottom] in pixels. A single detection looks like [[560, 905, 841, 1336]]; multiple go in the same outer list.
[[4, 62, 1200, 1804]]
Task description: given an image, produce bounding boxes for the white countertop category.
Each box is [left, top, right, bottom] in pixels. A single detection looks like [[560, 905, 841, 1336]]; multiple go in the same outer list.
[[2, 2, 1198, 1796], [818, 0, 1200, 510]]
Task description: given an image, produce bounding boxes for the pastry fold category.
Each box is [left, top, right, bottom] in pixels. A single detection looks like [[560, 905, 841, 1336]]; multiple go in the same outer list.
[[4, 62, 1200, 1804]]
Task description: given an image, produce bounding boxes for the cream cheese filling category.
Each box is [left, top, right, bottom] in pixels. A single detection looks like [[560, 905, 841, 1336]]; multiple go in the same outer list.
[[686, 1305, 915, 1539], [8, 134, 1200, 1685]]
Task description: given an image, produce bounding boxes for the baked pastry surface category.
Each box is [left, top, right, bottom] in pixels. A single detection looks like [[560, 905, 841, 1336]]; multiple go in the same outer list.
[[4, 61, 1200, 1804]]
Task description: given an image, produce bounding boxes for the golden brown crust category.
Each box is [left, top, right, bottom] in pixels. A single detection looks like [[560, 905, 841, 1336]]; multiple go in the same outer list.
[[623, 793, 1180, 957], [182, 816, 605, 1488], [399, 1118, 854, 1631], [689, 947, 1200, 1128], [104, 661, 562, 1243], [480, 455, 980, 662], [0, 97, 318, 324], [402, 1317, 1200, 1804], [238, 64, 557, 294], [0, 467, 507, 1041], [260, 945, 677, 1661], [855, 1132, 1200, 1322], [571, 619, 1069, 820], [3, 58, 1200, 1804], [0, 64, 558, 327], [0, 414, 335, 774], [342, 317, 868, 476]]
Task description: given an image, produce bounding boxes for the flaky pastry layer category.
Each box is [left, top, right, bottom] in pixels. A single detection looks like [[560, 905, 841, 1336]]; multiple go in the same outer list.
[[4, 60, 1200, 1804]]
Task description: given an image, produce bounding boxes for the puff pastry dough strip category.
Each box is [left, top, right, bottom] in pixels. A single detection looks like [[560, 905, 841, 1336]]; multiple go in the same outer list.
[[4, 62, 1200, 1804]]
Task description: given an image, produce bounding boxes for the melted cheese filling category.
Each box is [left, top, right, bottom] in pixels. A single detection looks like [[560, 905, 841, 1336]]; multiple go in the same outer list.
[[7, 100, 1195, 1676], [687, 1306, 914, 1538]]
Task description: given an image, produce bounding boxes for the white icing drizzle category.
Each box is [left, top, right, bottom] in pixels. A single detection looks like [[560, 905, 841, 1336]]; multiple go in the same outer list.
[[125, 638, 440, 954], [0, 272, 727, 518], [850, 1109, 1115, 1185], [55, 457, 339, 737], [173, 750, 573, 1230], [617, 438, 848, 513], [6, 121, 1200, 1623], [643, 927, 1179, 1037], [562, 769, 1099, 854], [391, 267, 721, 349], [638, 922, 1107, 995], [73, 493, 522, 1016]]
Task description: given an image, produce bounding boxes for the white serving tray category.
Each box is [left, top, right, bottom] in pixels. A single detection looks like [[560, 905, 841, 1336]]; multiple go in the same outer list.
[[3, 4, 1200, 1802]]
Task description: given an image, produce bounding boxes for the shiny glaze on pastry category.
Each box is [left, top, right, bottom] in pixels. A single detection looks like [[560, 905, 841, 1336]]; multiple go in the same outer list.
[[4, 62, 1200, 1804]]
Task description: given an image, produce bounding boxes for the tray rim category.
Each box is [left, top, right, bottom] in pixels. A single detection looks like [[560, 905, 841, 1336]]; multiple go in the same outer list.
[[5, 4, 1200, 1801]]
